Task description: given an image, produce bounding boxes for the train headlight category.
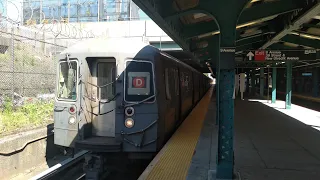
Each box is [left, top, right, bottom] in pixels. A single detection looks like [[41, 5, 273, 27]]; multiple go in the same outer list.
[[125, 107, 134, 116], [69, 116, 76, 124], [125, 118, 134, 128]]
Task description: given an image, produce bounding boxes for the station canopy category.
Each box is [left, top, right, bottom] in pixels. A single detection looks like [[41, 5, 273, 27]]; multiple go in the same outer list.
[[134, 0, 320, 72]]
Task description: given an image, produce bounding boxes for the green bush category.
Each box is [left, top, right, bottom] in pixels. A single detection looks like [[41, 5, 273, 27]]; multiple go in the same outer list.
[[0, 46, 36, 66], [0, 99, 54, 137]]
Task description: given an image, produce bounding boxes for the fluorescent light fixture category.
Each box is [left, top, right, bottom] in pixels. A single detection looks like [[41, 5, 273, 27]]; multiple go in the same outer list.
[[194, 13, 207, 19], [313, 16, 320, 20], [240, 29, 263, 38], [197, 15, 277, 39], [290, 32, 320, 40]]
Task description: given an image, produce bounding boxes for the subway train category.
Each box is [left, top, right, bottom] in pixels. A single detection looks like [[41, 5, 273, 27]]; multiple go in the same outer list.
[[53, 38, 211, 178]]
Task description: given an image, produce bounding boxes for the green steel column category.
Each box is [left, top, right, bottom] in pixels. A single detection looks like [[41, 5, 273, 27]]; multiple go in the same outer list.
[[312, 67, 319, 97], [272, 67, 277, 103], [206, 1, 249, 179], [212, 36, 220, 126], [216, 57, 235, 180], [260, 68, 264, 97], [251, 70, 256, 95], [216, 70, 219, 125], [246, 72, 250, 94], [286, 62, 292, 109], [298, 77, 304, 93], [216, 30, 236, 180]]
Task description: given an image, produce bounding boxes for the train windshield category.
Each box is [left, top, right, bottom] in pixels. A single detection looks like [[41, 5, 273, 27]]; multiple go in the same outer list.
[[97, 62, 116, 100], [57, 60, 78, 101], [125, 60, 155, 103]]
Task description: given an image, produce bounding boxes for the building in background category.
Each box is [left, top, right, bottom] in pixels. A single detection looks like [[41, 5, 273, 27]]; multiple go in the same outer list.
[[22, 0, 148, 25], [0, 0, 7, 19]]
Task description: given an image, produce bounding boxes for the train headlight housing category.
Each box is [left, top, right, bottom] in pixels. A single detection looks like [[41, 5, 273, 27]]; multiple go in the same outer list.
[[125, 118, 134, 128], [125, 107, 134, 116], [69, 116, 76, 124]]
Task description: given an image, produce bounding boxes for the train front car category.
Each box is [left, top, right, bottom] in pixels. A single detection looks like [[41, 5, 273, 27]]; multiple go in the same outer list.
[[53, 38, 162, 178]]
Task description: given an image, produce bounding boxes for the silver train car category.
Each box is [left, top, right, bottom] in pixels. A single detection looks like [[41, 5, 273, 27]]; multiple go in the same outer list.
[[54, 38, 210, 178]]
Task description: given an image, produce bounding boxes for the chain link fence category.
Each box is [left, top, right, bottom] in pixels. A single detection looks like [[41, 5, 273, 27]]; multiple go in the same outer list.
[[0, 23, 70, 104]]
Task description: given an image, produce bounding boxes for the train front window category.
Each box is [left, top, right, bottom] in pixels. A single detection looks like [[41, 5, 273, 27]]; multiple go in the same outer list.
[[57, 60, 78, 101], [97, 62, 116, 100], [125, 60, 155, 102]]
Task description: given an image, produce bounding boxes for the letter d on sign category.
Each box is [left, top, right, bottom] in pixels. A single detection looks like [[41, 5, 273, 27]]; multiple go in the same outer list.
[[133, 77, 145, 88]]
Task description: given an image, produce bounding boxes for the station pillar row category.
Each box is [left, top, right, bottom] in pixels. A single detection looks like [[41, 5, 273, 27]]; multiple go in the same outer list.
[[272, 67, 277, 103], [260, 68, 264, 97], [246, 71, 250, 94], [313, 67, 319, 97], [286, 62, 292, 109], [251, 70, 256, 95]]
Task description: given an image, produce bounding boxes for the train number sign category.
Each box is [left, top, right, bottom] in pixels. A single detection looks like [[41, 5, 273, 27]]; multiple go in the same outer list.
[[132, 77, 146, 88]]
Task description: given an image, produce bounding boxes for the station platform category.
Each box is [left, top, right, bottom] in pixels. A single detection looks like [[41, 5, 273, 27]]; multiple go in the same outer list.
[[138, 88, 320, 180]]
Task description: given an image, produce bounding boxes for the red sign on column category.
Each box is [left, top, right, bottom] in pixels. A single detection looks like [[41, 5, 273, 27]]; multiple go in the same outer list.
[[255, 50, 266, 61], [132, 77, 146, 88]]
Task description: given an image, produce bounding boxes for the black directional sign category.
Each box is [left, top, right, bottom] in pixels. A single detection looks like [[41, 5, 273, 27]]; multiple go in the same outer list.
[[220, 47, 236, 68], [245, 50, 317, 61]]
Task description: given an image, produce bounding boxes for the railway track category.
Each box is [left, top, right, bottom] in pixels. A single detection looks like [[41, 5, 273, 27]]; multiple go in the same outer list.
[[31, 150, 88, 180], [30, 150, 150, 180]]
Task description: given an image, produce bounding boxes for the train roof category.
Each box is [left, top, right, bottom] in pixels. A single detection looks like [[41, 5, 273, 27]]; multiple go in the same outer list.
[[60, 37, 150, 55], [59, 37, 202, 74]]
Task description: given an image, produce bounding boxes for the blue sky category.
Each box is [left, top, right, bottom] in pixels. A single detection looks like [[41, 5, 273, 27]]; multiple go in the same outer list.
[[138, 9, 150, 20], [3, 0, 151, 22]]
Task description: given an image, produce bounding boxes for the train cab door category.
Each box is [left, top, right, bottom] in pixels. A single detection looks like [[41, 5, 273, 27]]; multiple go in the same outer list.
[[91, 58, 116, 137]]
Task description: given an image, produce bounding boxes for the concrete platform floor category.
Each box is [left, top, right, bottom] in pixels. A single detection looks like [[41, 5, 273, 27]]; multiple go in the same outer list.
[[187, 96, 320, 180]]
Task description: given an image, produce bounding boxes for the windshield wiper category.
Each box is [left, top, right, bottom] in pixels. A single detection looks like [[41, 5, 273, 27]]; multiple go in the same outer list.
[[123, 95, 155, 107], [84, 80, 117, 88]]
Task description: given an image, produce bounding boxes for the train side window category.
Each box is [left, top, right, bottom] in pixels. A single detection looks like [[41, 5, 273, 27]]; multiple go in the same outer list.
[[165, 68, 171, 100]]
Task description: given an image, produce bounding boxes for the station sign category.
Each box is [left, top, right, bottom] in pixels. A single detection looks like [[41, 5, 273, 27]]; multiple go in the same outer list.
[[246, 50, 317, 61], [220, 47, 236, 69]]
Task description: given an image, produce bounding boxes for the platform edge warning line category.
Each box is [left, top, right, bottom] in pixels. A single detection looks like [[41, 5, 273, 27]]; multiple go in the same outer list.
[[138, 87, 213, 180]]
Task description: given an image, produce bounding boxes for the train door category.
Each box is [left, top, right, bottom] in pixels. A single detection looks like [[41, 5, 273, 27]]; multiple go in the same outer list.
[[199, 77, 202, 98], [91, 58, 116, 137], [192, 72, 195, 106]]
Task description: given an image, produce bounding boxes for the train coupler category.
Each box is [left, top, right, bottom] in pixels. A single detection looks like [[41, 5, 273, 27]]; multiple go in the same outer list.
[[83, 154, 107, 180]]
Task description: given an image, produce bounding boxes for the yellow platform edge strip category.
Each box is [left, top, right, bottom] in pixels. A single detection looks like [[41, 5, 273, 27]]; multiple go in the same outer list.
[[138, 87, 213, 180]]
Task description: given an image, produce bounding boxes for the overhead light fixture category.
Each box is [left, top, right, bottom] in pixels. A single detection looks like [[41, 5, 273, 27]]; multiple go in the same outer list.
[[197, 15, 277, 39], [290, 32, 320, 40], [194, 13, 207, 19], [313, 16, 320, 20], [240, 30, 263, 38]]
